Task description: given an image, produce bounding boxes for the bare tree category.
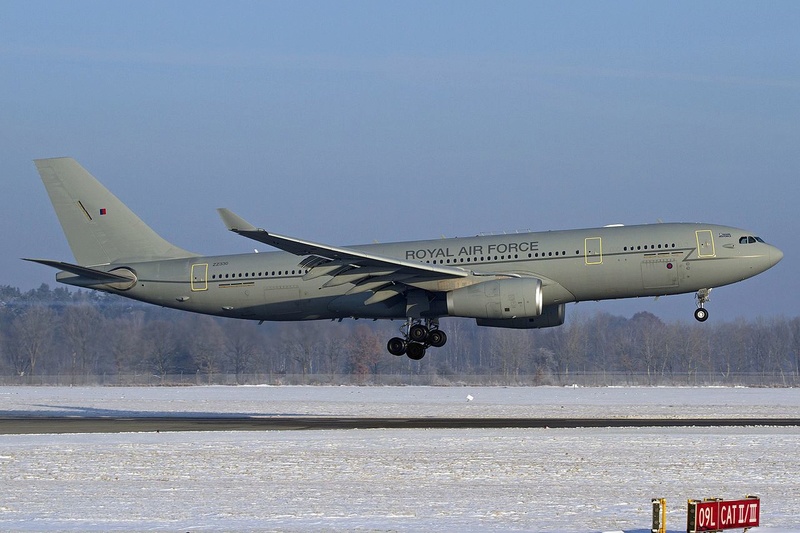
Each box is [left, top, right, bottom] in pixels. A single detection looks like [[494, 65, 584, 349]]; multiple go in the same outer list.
[[719, 318, 752, 378], [488, 328, 531, 384], [280, 322, 322, 380], [225, 320, 261, 383], [145, 320, 176, 380], [346, 324, 382, 383], [3, 280, 800, 386], [630, 312, 667, 384], [107, 312, 147, 376], [531, 346, 556, 384], [185, 315, 225, 383], [584, 312, 622, 371], [324, 336, 348, 382], [791, 317, 800, 377], [551, 312, 588, 383], [7, 305, 54, 380], [60, 304, 101, 382], [764, 316, 793, 383], [435, 318, 474, 376]]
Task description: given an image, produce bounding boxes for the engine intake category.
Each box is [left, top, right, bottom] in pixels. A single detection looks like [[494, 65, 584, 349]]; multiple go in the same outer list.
[[446, 277, 543, 320]]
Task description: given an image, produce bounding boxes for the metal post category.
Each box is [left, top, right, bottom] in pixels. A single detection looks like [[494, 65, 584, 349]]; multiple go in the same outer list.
[[652, 498, 666, 533]]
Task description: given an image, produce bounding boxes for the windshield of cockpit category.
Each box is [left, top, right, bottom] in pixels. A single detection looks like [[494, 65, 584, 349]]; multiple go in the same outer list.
[[739, 235, 765, 244]]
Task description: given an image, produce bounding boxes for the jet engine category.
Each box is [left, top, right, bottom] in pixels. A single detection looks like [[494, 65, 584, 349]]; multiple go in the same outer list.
[[446, 277, 542, 320], [476, 303, 566, 329]]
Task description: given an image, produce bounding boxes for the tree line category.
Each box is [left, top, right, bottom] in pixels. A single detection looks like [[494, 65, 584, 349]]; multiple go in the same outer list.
[[1, 284, 799, 386]]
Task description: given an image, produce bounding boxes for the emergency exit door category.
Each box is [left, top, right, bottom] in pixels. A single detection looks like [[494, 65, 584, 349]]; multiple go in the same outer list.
[[695, 230, 716, 258], [191, 263, 208, 291], [585, 237, 602, 265]]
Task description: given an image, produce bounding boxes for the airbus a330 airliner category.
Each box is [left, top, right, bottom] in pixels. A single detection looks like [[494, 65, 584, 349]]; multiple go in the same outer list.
[[28, 158, 783, 360]]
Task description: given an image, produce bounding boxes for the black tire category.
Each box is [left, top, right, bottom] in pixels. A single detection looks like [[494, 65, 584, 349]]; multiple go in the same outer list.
[[387, 337, 407, 356], [406, 342, 426, 360], [409, 324, 429, 343], [427, 329, 447, 348], [694, 308, 709, 322]]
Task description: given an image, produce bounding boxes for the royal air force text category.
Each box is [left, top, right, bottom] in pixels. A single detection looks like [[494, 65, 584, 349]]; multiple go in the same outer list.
[[405, 242, 539, 261]]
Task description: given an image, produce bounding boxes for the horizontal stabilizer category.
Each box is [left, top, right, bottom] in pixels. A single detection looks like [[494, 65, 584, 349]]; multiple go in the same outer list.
[[23, 258, 135, 284]]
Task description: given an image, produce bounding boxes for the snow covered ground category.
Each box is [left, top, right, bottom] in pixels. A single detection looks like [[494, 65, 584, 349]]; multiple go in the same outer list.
[[0, 386, 798, 532]]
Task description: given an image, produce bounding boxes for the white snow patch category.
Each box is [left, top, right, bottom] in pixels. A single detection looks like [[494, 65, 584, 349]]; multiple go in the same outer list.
[[1, 386, 799, 532]]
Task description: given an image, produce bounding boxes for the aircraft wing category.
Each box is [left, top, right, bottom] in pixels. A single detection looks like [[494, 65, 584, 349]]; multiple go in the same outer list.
[[217, 208, 470, 282]]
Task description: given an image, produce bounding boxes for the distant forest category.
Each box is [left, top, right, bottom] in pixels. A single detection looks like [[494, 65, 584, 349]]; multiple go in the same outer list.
[[1, 284, 799, 386]]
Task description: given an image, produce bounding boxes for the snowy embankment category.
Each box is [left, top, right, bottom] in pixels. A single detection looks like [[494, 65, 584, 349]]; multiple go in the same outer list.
[[0, 386, 798, 532]]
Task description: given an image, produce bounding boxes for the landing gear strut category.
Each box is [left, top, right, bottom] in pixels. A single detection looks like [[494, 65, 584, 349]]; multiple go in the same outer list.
[[387, 318, 448, 360], [694, 288, 712, 322]]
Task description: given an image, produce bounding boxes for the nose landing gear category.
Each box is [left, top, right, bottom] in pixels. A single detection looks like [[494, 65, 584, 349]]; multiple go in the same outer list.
[[386, 318, 448, 360], [694, 288, 712, 322]]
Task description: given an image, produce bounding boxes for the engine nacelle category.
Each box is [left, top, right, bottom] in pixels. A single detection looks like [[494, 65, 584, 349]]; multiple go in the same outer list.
[[476, 303, 566, 329], [446, 277, 542, 320]]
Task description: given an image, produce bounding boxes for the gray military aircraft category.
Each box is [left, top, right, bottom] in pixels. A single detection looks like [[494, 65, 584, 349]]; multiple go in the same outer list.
[[28, 158, 783, 360]]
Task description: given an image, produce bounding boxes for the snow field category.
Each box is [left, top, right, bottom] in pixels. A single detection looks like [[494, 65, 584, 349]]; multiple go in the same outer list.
[[0, 386, 799, 532]]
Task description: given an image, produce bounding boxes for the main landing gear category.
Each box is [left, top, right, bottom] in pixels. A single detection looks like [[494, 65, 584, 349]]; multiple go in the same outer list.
[[694, 288, 712, 322], [387, 318, 448, 360]]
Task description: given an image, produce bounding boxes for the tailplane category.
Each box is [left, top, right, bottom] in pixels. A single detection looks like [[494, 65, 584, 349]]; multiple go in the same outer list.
[[34, 158, 197, 265]]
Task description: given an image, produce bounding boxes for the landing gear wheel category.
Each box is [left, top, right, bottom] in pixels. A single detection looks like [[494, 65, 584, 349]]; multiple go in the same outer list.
[[427, 329, 447, 348], [406, 342, 426, 360], [385, 318, 446, 356], [694, 308, 709, 322], [408, 324, 429, 343], [387, 337, 407, 356], [694, 288, 712, 323]]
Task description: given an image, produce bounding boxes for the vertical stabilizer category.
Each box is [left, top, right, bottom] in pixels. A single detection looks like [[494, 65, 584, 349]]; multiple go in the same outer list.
[[34, 158, 197, 265]]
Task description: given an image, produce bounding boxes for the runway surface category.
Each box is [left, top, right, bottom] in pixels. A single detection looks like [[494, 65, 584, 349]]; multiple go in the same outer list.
[[2, 415, 800, 434]]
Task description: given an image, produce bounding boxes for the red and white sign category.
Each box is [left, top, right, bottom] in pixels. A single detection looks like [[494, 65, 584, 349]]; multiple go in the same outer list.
[[688, 497, 760, 532]]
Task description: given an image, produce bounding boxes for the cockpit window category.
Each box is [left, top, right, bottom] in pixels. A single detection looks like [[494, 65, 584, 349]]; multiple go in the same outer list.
[[739, 236, 764, 244]]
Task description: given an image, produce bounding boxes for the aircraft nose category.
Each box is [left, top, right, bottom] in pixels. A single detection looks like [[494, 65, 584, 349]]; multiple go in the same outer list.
[[770, 245, 784, 267]]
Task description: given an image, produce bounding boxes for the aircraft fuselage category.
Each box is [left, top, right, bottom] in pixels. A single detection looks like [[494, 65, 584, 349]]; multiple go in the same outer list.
[[57, 222, 781, 322]]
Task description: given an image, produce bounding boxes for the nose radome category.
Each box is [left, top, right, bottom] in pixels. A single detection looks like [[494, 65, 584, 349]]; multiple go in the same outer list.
[[771, 246, 784, 266]]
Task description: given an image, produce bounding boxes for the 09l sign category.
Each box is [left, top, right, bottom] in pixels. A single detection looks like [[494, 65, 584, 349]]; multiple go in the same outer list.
[[688, 497, 760, 532]]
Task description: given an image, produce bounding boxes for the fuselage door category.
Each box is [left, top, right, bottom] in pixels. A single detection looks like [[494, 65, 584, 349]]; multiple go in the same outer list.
[[585, 237, 602, 265], [695, 230, 716, 258], [191, 263, 208, 291]]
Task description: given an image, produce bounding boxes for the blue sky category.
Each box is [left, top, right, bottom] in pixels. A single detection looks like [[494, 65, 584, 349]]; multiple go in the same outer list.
[[1, 1, 797, 321]]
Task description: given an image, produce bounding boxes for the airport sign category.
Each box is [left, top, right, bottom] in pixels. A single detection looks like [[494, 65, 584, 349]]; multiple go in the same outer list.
[[687, 497, 760, 532]]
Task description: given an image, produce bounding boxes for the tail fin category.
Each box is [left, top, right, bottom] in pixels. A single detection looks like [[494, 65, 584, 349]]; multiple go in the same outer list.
[[34, 158, 197, 265]]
